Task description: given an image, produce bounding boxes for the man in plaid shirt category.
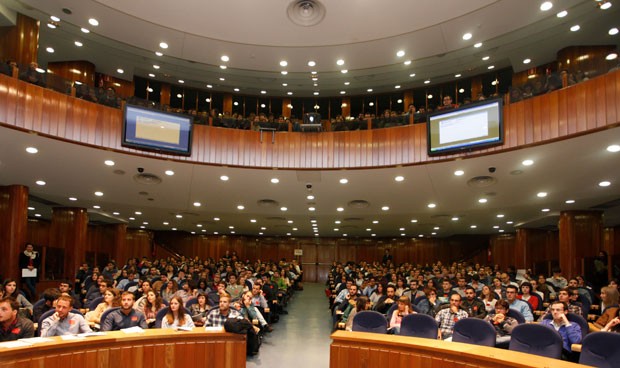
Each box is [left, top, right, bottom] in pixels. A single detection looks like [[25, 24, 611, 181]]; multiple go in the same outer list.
[[206, 294, 241, 327], [435, 293, 468, 340]]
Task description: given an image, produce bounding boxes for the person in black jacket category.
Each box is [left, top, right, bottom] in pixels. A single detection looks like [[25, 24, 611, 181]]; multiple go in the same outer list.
[[18, 243, 40, 300]]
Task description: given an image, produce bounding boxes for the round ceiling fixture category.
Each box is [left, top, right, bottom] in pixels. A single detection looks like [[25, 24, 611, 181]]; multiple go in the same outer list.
[[133, 173, 162, 185], [467, 176, 497, 188], [287, 0, 326, 27]]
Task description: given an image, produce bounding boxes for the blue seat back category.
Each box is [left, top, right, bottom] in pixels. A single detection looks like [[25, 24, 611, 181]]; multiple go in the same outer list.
[[509, 324, 563, 359], [452, 318, 496, 347], [89, 296, 104, 311], [99, 307, 121, 329], [351, 310, 388, 334], [399, 313, 438, 339], [579, 332, 620, 368], [506, 308, 525, 324]]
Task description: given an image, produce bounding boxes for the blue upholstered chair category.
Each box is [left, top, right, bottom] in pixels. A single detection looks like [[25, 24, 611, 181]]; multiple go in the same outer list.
[[452, 318, 496, 347], [185, 297, 198, 309], [88, 296, 104, 311], [579, 331, 620, 368], [399, 313, 438, 339], [509, 324, 563, 359], [506, 308, 526, 324], [97, 307, 121, 330], [351, 310, 388, 334]]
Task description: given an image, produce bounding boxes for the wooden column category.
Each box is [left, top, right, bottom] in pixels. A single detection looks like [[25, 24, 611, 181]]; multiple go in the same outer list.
[[51, 207, 88, 280], [341, 97, 351, 118], [0, 13, 39, 65], [558, 210, 603, 278], [282, 98, 292, 118], [0, 185, 29, 280], [223, 94, 233, 114], [159, 83, 171, 106], [471, 76, 483, 100], [603, 227, 618, 281], [111, 223, 127, 264]]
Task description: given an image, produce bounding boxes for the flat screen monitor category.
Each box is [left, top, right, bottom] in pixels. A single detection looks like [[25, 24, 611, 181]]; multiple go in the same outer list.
[[122, 105, 193, 156], [427, 98, 503, 156]]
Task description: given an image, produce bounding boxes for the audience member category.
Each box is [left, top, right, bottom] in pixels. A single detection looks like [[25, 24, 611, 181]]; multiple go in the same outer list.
[[100, 292, 147, 331], [33, 288, 61, 322], [389, 296, 414, 334], [505, 285, 534, 322], [461, 286, 487, 319], [435, 294, 468, 341], [40, 295, 91, 336], [483, 299, 518, 344], [2, 279, 32, 319], [540, 301, 582, 358], [162, 296, 194, 330], [205, 294, 241, 327], [85, 287, 120, 323], [0, 297, 34, 341]]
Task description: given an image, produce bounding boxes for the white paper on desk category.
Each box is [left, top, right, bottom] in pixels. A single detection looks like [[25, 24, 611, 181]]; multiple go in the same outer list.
[[19, 337, 53, 344], [60, 335, 85, 341], [0, 340, 33, 348], [121, 326, 145, 334], [204, 326, 224, 332], [177, 326, 193, 331], [21, 268, 37, 278], [78, 332, 106, 337]]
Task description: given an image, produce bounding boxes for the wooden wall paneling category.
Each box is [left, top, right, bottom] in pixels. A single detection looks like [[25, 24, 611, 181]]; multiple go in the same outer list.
[[26, 218, 51, 247], [47, 61, 96, 87], [258, 240, 279, 263], [604, 72, 617, 124], [548, 92, 560, 138], [0, 14, 39, 66], [594, 76, 607, 128], [557, 86, 568, 136], [585, 78, 598, 130]]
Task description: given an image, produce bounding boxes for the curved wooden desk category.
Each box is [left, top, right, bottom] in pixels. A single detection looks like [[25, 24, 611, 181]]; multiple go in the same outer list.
[[0, 328, 245, 368], [330, 330, 589, 368]]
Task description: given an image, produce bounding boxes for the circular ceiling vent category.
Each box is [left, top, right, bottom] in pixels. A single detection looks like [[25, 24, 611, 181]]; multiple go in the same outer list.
[[467, 175, 497, 188], [257, 199, 280, 208], [287, 0, 326, 27], [133, 173, 162, 185], [348, 200, 370, 209]]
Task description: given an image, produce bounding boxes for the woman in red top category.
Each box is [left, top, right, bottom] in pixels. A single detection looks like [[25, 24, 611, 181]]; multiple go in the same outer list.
[[517, 282, 539, 311]]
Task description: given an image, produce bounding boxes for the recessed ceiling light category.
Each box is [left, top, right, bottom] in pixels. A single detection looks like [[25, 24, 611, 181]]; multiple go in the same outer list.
[[94, 191, 103, 196], [493, 225, 500, 229], [340, 91, 346, 94], [427, 94, 433, 99], [117, 68, 124, 74], [219, 77, 225, 81], [454, 73, 462, 78], [396, 50, 405, 57], [373, 220, 379, 224], [237, 205, 245, 210], [153, 65, 160, 69], [404, 60, 412, 65], [337, 207, 344, 212], [308, 207, 316, 211], [609, 27, 619, 36], [344, 82, 350, 85], [556, 10, 568, 17], [221, 55, 229, 62], [47, 23, 57, 29], [287, 91, 293, 95], [607, 144, 620, 152], [34, 213, 42, 217], [600, 2, 612, 10], [307, 195, 315, 200], [35, 180, 46, 186], [176, 93, 182, 98], [339, 178, 348, 184], [537, 192, 547, 197], [93, 205, 101, 209], [341, 69, 348, 74], [74, 41, 83, 47], [395, 85, 401, 89], [506, 221, 513, 224], [148, 73, 155, 78], [541, 208, 550, 212], [478, 198, 488, 203], [381, 206, 390, 211], [280, 60, 288, 67], [130, 217, 135, 220], [233, 88, 240, 92], [523, 58, 531, 64], [454, 170, 464, 176], [522, 159, 534, 166], [394, 176, 404, 182], [424, 80, 431, 84], [497, 214, 505, 218], [409, 73, 416, 77], [206, 84, 213, 88], [427, 203, 436, 208], [280, 207, 287, 211], [281, 71, 288, 75], [474, 42, 483, 48], [606, 53, 618, 60], [570, 25, 580, 32], [281, 83, 288, 87], [220, 175, 229, 181], [482, 56, 490, 61], [68, 197, 77, 201], [599, 181, 611, 187], [462, 33, 472, 40], [214, 217, 220, 221], [135, 211, 142, 215], [46, 47, 54, 53], [50, 15, 61, 22], [165, 170, 174, 176], [260, 90, 267, 94], [366, 88, 373, 92], [470, 225, 477, 229], [193, 202, 201, 207], [565, 199, 575, 204], [307, 61, 316, 67], [540, 2, 553, 11], [26, 147, 38, 154], [488, 65, 495, 69], [271, 178, 280, 184], [369, 102, 375, 106], [220, 65, 227, 69], [451, 217, 459, 221], [104, 160, 115, 166], [336, 59, 345, 66], [159, 42, 168, 49], [88, 18, 99, 26]]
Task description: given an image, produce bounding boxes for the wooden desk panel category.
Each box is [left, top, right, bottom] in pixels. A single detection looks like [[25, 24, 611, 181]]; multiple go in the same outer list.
[[330, 331, 589, 368], [0, 329, 246, 368]]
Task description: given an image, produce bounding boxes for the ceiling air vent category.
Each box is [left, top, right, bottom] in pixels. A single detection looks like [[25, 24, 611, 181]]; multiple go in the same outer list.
[[133, 173, 162, 185], [287, 0, 326, 27], [348, 200, 370, 209], [257, 199, 280, 208], [467, 175, 497, 188]]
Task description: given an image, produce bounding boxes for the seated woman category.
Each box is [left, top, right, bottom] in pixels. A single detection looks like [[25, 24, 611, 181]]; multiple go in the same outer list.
[[161, 296, 194, 330], [85, 287, 120, 323], [344, 296, 371, 331], [142, 290, 165, 327], [517, 282, 539, 311], [2, 279, 33, 319], [389, 296, 414, 334], [189, 292, 210, 327], [590, 286, 619, 331], [480, 285, 498, 314], [161, 280, 178, 303], [238, 291, 271, 333], [369, 283, 384, 306]]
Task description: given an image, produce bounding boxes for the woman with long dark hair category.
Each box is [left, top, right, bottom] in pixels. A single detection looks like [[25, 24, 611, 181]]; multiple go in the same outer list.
[[162, 296, 194, 330]]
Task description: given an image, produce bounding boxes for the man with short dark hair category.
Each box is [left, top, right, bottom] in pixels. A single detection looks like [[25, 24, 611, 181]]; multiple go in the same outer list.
[[505, 285, 534, 322], [374, 285, 397, 314], [205, 294, 241, 327], [34, 288, 61, 322], [435, 294, 468, 340], [484, 299, 518, 344], [40, 295, 91, 336], [404, 279, 425, 301], [461, 286, 487, 319], [100, 292, 147, 331], [0, 297, 34, 341], [540, 301, 582, 354]]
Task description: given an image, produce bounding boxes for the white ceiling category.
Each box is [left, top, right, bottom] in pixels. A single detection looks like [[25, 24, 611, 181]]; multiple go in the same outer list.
[[3, 0, 619, 96], [1, 124, 619, 238]]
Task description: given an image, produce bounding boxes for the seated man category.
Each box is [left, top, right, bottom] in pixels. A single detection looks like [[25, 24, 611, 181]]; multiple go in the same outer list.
[[484, 299, 518, 344], [540, 301, 582, 358], [100, 292, 147, 331], [33, 288, 61, 322], [538, 287, 582, 320], [373, 285, 397, 315], [40, 295, 91, 336], [461, 286, 487, 319], [0, 297, 34, 341], [58, 280, 81, 309], [205, 294, 241, 327], [435, 294, 468, 341], [505, 285, 534, 322]]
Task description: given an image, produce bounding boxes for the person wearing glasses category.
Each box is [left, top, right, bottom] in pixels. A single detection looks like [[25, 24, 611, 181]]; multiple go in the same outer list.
[[435, 294, 468, 340], [505, 285, 534, 322]]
